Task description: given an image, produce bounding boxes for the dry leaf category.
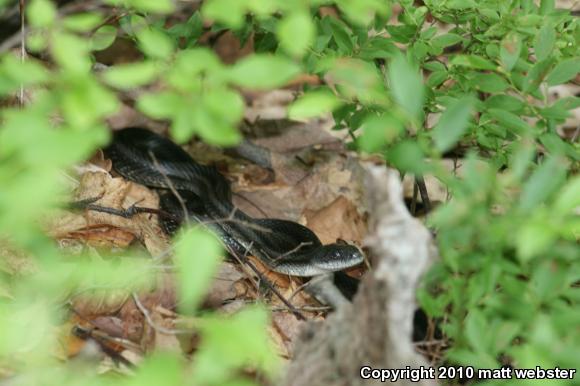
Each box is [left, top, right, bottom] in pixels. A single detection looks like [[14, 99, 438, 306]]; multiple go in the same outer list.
[[304, 196, 366, 245]]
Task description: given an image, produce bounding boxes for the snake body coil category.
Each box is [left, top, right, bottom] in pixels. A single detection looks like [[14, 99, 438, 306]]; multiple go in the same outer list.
[[104, 128, 364, 276]]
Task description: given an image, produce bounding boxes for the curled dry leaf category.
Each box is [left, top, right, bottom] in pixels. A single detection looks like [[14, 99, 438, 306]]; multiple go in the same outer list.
[[71, 289, 131, 318], [47, 170, 169, 255], [304, 195, 366, 245], [234, 150, 366, 224]]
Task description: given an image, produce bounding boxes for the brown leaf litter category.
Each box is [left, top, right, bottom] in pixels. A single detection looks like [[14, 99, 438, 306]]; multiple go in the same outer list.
[[42, 114, 370, 363]]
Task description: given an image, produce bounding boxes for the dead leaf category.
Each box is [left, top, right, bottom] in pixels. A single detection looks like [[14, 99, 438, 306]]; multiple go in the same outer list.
[[67, 225, 136, 249], [72, 289, 130, 317], [304, 196, 366, 245], [212, 30, 254, 64], [46, 170, 169, 255], [204, 262, 247, 308]]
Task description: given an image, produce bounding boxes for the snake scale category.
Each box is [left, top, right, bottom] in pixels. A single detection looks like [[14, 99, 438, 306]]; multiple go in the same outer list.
[[104, 128, 364, 276]]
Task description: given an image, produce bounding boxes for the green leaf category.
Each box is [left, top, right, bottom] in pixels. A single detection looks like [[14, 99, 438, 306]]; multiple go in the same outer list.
[[359, 37, 397, 59], [128, 0, 174, 13], [388, 53, 424, 119], [519, 156, 567, 212], [120, 13, 148, 35], [539, 104, 571, 120], [170, 103, 196, 143], [470, 73, 509, 93], [27, 0, 56, 27], [26, 30, 48, 52], [174, 227, 223, 313], [0, 110, 110, 167], [539, 133, 579, 161], [465, 309, 488, 352], [166, 48, 223, 91], [63, 13, 104, 32], [0, 55, 49, 94], [336, 0, 390, 26], [192, 306, 279, 383], [522, 58, 553, 93], [539, 0, 554, 14], [423, 61, 446, 72], [102, 61, 159, 89], [277, 12, 315, 57], [169, 12, 204, 46], [492, 321, 520, 353], [485, 95, 525, 112], [137, 27, 175, 59], [358, 113, 403, 152], [432, 96, 475, 152], [51, 32, 91, 72], [194, 88, 243, 146], [59, 76, 119, 128], [91, 25, 117, 51], [202, 0, 247, 29], [326, 58, 386, 104], [137, 91, 182, 119], [426, 71, 447, 87], [432, 33, 463, 49], [328, 18, 354, 54], [500, 33, 522, 72], [228, 55, 300, 90], [534, 25, 556, 62], [451, 55, 497, 70], [245, 0, 276, 17], [287, 89, 342, 120], [546, 58, 580, 86], [126, 353, 183, 386], [552, 96, 580, 111], [487, 108, 532, 135], [516, 218, 557, 262], [387, 140, 427, 174], [553, 176, 580, 214]]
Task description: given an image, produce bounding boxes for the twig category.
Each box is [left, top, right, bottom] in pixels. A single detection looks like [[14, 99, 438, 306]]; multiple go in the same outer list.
[[131, 293, 191, 335], [148, 150, 189, 225], [233, 192, 269, 218], [415, 175, 432, 213], [413, 339, 447, 347], [288, 280, 312, 303], [71, 325, 142, 353], [78, 199, 275, 239], [240, 258, 306, 321], [271, 241, 314, 263], [226, 239, 262, 289], [71, 325, 137, 369], [228, 241, 306, 321], [271, 305, 332, 312]]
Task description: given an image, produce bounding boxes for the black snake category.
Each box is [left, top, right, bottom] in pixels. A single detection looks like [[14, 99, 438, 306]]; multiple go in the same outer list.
[[104, 128, 364, 276]]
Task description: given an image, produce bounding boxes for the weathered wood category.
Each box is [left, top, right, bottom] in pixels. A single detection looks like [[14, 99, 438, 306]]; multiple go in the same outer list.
[[284, 166, 438, 386]]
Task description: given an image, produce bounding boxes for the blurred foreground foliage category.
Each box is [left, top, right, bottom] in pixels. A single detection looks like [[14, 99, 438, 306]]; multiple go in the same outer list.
[[0, 0, 578, 385]]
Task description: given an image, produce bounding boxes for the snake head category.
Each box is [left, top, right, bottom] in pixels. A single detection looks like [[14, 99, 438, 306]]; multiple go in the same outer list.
[[320, 243, 365, 271]]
